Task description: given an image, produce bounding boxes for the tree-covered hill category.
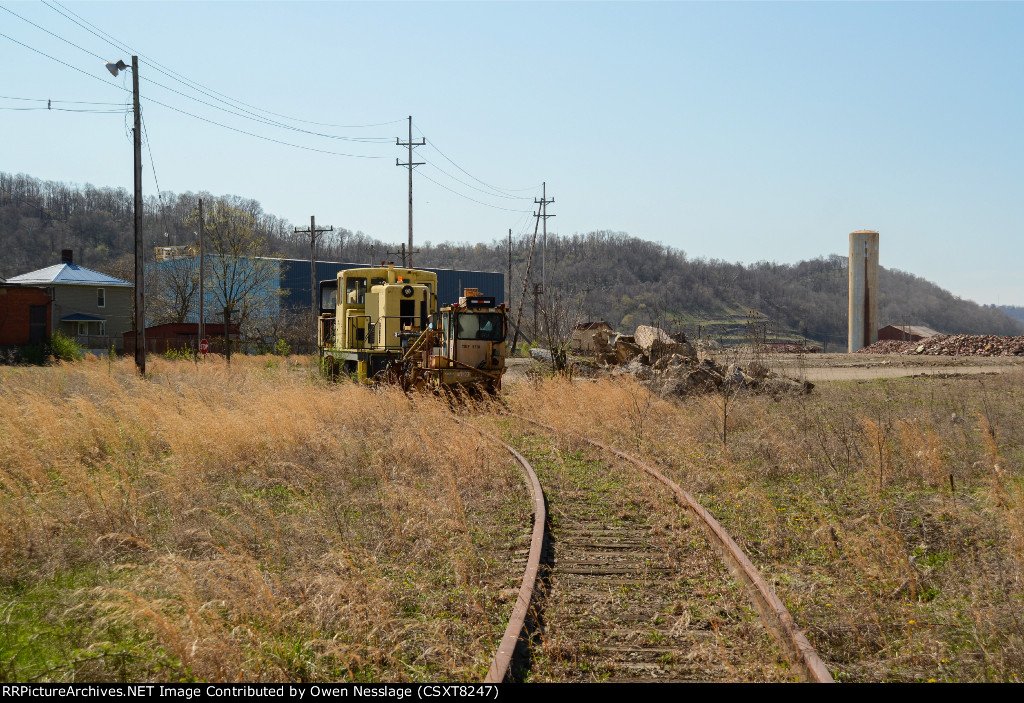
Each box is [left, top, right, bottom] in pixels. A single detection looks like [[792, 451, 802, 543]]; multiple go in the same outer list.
[[2, 171, 1021, 349]]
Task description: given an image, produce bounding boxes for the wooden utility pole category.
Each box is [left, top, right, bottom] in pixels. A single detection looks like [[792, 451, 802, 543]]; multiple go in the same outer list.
[[534, 182, 554, 338], [294, 215, 333, 332], [387, 243, 417, 268], [198, 198, 205, 348], [396, 115, 424, 267], [132, 55, 145, 374], [510, 208, 542, 354], [532, 283, 543, 341]]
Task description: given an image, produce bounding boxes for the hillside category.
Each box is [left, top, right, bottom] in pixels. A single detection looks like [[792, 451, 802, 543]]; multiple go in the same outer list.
[[3, 171, 1022, 349]]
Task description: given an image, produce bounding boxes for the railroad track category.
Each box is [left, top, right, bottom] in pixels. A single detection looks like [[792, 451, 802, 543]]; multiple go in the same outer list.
[[472, 416, 833, 684]]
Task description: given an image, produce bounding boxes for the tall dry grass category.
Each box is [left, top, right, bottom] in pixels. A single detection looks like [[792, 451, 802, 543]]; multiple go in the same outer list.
[[0, 355, 528, 682], [497, 369, 1024, 681]]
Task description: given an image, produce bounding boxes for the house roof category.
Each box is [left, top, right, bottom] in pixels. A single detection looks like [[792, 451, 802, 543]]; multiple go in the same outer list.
[[573, 321, 611, 331], [60, 313, 107, 322], [6, 263, 131, 287]]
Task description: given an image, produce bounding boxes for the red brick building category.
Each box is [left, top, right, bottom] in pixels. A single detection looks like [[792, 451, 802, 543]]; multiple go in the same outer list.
[[0, 284, 52, 347]]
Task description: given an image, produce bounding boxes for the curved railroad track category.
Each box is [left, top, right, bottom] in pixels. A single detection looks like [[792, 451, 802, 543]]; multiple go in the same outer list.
[[473, 415, 833, 684]]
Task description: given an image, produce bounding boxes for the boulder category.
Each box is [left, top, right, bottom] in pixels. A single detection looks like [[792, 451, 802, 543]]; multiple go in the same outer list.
[[634, 325, 696, 362], [613, 335, 643, 364]]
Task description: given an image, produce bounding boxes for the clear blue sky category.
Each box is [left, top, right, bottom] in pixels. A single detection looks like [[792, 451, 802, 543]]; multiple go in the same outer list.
[[2, 1, 1022, 305]]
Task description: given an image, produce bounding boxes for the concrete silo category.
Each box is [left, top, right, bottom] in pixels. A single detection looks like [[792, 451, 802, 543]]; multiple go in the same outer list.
[[848, 230, 880, 352]]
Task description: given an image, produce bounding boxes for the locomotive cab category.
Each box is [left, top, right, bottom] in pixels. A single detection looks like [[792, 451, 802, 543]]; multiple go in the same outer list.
[[319, 264, 438, 380]]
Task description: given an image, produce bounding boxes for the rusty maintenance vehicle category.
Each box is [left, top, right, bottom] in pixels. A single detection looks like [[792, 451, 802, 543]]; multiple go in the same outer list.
[[318, 267, 507, 391]]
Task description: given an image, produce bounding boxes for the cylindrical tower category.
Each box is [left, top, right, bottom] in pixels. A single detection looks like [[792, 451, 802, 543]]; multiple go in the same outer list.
[[848, 230, 880, 352]]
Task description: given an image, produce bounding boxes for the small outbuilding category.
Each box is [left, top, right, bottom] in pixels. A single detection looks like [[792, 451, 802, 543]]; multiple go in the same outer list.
[[878, 325, 940, 343], [571, 321, 613, 353]]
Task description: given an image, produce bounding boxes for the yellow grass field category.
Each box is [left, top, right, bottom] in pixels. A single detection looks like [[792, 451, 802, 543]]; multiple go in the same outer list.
[[2, 354, 1022, 682]]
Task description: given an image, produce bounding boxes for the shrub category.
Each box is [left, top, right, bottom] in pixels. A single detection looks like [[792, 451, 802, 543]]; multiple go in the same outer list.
[[48, 331, 84, 362]]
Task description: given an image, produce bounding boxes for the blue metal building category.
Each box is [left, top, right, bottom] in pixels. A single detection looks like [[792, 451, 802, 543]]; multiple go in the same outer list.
[[276, 258, 505, 310]]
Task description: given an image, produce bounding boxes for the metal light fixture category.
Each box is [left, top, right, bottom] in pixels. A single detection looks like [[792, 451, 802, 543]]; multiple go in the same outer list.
[[104, 59, 128, 77]]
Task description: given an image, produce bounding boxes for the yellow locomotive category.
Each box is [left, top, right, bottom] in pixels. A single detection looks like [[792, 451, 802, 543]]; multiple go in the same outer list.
[[319, 264, 437, 380], [318, 266, 507, 391]]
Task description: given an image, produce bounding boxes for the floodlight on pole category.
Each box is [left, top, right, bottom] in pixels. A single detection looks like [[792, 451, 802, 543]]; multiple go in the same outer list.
[[104, 60, 127, 77], [105, 56, 145, 374]]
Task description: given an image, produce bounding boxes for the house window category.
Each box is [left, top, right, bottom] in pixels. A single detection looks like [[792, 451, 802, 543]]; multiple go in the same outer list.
[[99, 321, 106, 336], [97, 288, 105, 308], [78, 322, 88, 337]]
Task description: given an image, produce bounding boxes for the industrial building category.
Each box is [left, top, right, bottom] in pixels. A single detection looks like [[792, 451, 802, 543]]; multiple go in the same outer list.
[[276, 258, 504, 310], [151, 254, 504, 325]]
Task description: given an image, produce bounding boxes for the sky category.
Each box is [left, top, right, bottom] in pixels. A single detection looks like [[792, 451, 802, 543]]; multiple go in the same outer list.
[[1, 1, 1022, 305]]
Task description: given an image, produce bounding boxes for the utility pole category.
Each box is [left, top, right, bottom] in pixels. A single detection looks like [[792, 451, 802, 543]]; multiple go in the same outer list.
[[294, 215, 334, 334], [580, 286, 593, 322], [507, 229, 512, 309], [388, 242, 418, 268], [534, 182, 554, 339], [198, 198, 205, 349], [132, 55, 145, 374], [396, 115, 425, 267], [533, 282, 543, 341]]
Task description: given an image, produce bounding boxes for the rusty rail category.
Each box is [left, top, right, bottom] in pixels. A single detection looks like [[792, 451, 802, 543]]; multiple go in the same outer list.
[[458, 420, 546, 684], [515, 415, 834, 684]]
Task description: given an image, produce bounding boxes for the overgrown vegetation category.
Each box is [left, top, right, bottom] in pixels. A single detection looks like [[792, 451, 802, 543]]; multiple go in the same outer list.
[[0, 356, 527, 682], [504, 371, 1024, 682], [3, 351, 1023, 682]]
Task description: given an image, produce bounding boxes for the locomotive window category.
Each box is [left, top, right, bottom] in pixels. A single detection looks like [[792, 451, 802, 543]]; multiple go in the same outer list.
[[456, 313, 504, 341], [321, 286, 337, 310], [346, 277, 367, 304], [370, 277, 387, 288]]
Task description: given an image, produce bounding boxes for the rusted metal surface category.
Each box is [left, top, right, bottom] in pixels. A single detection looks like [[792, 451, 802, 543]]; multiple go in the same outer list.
[[516, 415, 834, 684], [459, 420, 546, 684]]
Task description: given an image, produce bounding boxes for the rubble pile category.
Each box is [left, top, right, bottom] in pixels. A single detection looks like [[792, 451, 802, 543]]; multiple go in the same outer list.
[[597, 325, 811, 398], [857, 334, 1024, 357]]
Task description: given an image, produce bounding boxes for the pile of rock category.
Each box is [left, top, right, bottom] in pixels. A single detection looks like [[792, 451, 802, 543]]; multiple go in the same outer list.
[[857, 334, 1024, 357], [598, 325, 812, 398]]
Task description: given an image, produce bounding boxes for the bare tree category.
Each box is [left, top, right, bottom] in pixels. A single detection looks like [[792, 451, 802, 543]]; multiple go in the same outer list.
[[185, 199, 281, 340]]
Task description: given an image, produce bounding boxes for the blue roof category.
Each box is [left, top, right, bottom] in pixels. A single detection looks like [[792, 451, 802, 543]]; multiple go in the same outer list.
[[6, 263, 131, 287], [61, 313, 106, 322]]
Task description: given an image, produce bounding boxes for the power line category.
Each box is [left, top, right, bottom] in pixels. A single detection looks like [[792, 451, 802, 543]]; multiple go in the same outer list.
[[142, 94, 387, 159], [414, 123, 541, 195], [0, 94, 122, 105], [415, 170, 533, 213], [138, 72, 393, 143], [0, 30, 387, 160], [0, 4, 107, 61], [0, 105, 121, 113], [42, 0, 406, 131], [5, 2, 396, 143], [0, 30, 128, 92], [420, 158, 533, 200]]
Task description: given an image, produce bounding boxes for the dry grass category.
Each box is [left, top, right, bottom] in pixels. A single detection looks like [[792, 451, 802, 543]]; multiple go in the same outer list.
[[0, 355, 528, 682], [498, 369, 1024, 682], [5, 355, 1022, 683]]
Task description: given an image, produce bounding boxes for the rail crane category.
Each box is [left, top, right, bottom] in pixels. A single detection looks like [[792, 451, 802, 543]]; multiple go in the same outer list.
[[318, 264, 507, 392]]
